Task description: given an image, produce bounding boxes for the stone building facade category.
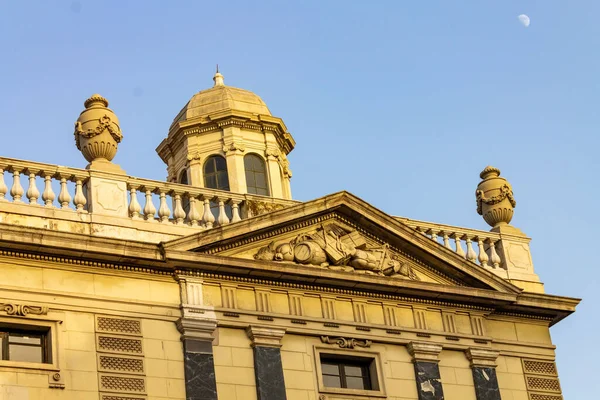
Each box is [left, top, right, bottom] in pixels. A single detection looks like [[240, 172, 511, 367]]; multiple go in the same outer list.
[[0, 72, 577, 400]]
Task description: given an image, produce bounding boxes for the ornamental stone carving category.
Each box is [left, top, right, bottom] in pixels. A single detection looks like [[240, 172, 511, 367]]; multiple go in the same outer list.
[[320, 336, 372, 349], [74, 94, 123, 164], [476, 166, 516, 228], [254, 223, 420, 280], [247, 200, 286, 217], [1, 303, 49, 316]]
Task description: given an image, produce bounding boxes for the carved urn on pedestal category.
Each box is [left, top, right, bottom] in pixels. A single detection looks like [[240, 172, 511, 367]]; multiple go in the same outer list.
[[476, 166, 516, 228], [74, 94, 123, 171]]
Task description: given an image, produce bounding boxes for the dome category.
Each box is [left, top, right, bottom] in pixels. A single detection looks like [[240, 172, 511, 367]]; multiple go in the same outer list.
[[171, 72, 272, 127]]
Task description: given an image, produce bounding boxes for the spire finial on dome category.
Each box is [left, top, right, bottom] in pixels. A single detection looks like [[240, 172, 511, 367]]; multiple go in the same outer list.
[[213, 65, 224, 87]]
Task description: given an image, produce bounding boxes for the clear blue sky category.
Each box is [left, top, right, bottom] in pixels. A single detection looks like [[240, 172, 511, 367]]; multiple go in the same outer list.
[[1, 1, 597, 397]]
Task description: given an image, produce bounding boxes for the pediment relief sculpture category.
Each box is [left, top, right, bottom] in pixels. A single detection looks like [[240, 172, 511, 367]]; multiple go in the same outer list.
[[254, 223, 420, 280]]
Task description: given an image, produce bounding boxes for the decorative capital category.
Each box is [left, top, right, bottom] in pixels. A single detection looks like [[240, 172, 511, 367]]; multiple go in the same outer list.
[[320, 336, 372, 349], [1, 303, 48, 317], [246, 326, 286, 348], [176, 318, 217, 342], [407, 341, 442, 363], [223, 141, 245, 155], [466, 348, 500, 368], [265, 148, 281, 160]]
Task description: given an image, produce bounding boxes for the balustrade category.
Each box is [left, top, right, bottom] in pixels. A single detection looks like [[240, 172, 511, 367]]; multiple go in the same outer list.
[[400, 217, 505, 270], [125, 176, 296, 229], [0, 157, 508, 269], [0, 159, 89, 212]]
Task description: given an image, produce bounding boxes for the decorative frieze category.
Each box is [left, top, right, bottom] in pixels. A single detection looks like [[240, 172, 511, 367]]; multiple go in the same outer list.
[[414, 309, 428, 330], [289, 294, 304, 316], [0, 302, 48, 316], [320, 336, 372, 349]]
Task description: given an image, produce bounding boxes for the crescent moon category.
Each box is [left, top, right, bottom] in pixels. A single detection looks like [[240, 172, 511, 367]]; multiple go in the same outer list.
[[518, 14, 530, 27]]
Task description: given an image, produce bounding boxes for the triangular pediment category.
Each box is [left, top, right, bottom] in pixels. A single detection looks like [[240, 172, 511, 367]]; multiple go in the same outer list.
[[162, 192, 521, 294]]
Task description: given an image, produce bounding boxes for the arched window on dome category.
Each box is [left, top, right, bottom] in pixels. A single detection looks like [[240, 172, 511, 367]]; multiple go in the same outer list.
[[179, 169, 189, 185], [204, 155, 230, 191], [244, 154, 270, 196]]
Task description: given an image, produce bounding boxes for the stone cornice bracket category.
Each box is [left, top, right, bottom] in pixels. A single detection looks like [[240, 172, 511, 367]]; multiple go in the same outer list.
[[1, 303, 48, 317], [320, 336, 372, 349], [246, 325, 286, 348], [407, 342, 443, 363], [176, 318, 217, 342], [466, 348, 500, 368]]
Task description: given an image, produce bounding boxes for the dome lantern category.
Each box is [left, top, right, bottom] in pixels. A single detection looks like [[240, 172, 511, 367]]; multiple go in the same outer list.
[[156, 71, 295, 199]]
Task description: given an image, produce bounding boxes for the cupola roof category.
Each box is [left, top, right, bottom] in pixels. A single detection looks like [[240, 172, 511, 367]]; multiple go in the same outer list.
[[170, 70, 271, 128]]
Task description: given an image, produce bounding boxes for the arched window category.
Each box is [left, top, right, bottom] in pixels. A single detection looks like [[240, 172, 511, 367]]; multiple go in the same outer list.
[[244, 154, 270, 196], [179, 169, 189, 185], [204, 155, 230, 191]]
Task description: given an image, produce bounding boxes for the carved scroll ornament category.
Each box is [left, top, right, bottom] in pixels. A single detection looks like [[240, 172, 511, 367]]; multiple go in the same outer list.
[[320, 336, 372, 349], [1, 303, 49, 317]]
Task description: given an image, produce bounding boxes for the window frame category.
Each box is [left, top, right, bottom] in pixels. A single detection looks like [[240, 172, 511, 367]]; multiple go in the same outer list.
[[314, 346, 386, 398], [244, 153, 270, 196], [0, 316, 61, 372], [203, 155, 230, 191], [0, 328, 50, 364]]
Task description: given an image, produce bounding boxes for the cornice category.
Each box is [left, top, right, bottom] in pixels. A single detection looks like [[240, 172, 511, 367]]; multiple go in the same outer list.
[[0, 221, 579, 325]]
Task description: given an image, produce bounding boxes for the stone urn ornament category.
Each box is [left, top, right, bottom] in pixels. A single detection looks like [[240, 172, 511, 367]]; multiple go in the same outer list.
[[476, 166, 516, 228], [74, 94, 124, 172]]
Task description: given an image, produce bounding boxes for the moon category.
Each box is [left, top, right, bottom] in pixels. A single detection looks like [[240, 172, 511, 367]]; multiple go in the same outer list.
[[518, 14, 530, 27]]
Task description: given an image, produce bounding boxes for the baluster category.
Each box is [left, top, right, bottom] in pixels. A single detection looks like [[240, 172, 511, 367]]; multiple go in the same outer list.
[[128, 187, 142, 219], [173, 193, 186, 224], [465, 237, 477, 263], [10, 170, 24, 203], [42, 175, 55, 207], [0, 168, 7, 201], [216, 197, 230, 226], [58, 178, 71, 209], [158, 191, 171, 222], [231, 200, 241, 223], [453, 234, 466, 257], [26, 173, 40, 204], [73, 179, 87, 211], [187, 196, 201, 226], [143, 190, 157, 221], [429, 230, 438, 243], [202, 198, 215, 228], [442, 232, 452, 250], [477, 238, 489, 267], [488, 240, 502, 268]]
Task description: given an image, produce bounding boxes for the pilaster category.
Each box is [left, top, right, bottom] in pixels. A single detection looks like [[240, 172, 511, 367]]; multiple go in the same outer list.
[[177, 276, 219, 400], [223, 126, 247, 193], [265, 148, 284, 198], [466, 348, 501, 400], [407, 342, 444, 400], [246, 326, 287, 400]]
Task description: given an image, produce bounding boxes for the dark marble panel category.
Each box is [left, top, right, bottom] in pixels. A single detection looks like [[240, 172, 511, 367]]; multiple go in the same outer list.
[[183, 340, 218, 400], [472, 367, 501, 400], [414, 361, 445, 400], [253, 346, 287, 400]]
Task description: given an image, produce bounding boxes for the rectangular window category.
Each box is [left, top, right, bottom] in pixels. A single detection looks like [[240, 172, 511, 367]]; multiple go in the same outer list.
[[0, 327, 50, 364], [320, 354, 376, 391]]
